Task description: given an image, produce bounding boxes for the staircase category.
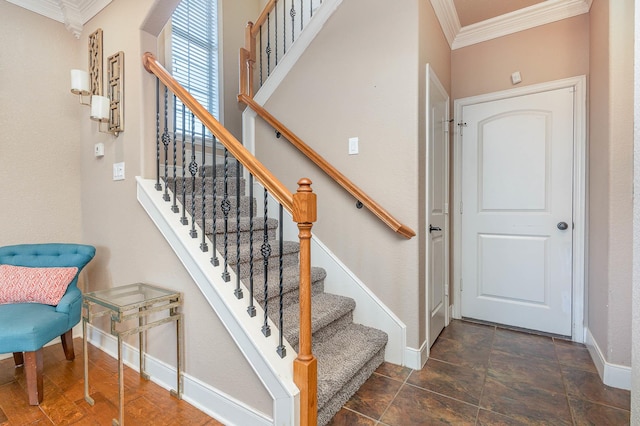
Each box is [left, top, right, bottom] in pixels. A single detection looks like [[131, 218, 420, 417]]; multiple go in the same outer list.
[[170, 162, 388, 425]]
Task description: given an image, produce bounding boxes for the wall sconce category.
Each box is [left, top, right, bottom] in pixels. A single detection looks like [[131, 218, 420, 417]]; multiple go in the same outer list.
[[70, 69, 91, 105], [70, 29, 124, 137]]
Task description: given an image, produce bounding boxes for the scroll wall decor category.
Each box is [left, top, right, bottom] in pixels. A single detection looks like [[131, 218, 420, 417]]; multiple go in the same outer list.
[[107, 51, 124, 135], [88, 29, 103, 95]]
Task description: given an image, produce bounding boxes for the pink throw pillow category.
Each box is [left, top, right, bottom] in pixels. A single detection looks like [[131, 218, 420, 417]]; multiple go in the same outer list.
[[0, 265, 78, 305]]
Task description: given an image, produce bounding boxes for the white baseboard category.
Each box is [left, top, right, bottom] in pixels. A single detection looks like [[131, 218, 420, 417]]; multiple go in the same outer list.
[[86, 324, 272, 426], [585, 327, 632, 390], [404, 341, 429, 370]]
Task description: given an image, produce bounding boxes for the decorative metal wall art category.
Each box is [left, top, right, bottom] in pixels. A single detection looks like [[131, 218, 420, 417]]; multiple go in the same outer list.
[[107, 51, 124, 135], [88, 29, 103, 95]]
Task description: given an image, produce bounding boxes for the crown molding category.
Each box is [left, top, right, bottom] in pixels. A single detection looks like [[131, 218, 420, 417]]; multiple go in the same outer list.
[[429, 0, 460, 47], [430, 0, 592, 50], [7, 0, 111, 38]]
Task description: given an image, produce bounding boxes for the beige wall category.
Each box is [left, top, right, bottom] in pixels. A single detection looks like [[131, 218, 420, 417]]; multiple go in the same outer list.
[[0, 2, 83, 245], [77, 0, 272, 417], [255, 0, 450, 348], [589, 0, 633, 366], [451, 14, 589, 99]]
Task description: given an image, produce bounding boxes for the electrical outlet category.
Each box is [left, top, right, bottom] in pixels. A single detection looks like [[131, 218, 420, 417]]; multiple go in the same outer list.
[[94, 143, 104, 158], [113, 162, 125, 181]]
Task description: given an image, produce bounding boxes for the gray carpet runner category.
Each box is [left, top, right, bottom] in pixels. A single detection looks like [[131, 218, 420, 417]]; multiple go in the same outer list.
[[166, 163, 387, 425]]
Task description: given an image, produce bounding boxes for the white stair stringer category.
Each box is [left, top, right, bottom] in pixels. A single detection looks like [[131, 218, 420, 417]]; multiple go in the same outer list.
[[136, 177, 299, 426]]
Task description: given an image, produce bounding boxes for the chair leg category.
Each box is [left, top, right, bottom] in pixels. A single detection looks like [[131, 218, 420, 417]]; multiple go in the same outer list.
[[60, 329, 75, 361], [24, 349, 43, 405], [13, 352, 24, 366]]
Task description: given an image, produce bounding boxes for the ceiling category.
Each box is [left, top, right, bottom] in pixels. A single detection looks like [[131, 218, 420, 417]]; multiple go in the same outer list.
[[6, 0, 111, 39], [8, 0, 592, 47]]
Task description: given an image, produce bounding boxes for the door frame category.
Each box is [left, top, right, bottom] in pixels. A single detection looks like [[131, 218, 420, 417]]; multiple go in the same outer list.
[[425, 64, 450, 350], [452, 76, 587, 342]]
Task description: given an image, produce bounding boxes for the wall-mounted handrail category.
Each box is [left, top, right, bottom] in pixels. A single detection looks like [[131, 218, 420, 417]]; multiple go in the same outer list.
[[144, 53, 293, 213], [239, 93, 416, 239]]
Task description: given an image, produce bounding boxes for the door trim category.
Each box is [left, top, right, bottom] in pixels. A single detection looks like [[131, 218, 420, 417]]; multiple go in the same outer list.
[[452, 76, 587, 342], [425, 63, 450, 351]]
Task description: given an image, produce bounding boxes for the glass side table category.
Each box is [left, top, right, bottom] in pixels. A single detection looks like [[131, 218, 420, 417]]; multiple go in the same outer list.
[[82, 283, 183, 426]]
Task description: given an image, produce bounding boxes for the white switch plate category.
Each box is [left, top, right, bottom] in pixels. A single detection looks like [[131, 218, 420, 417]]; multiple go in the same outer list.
[[94, 143, 104, 157], [348, 137, 359, 155], [113, 162, 125, 181]]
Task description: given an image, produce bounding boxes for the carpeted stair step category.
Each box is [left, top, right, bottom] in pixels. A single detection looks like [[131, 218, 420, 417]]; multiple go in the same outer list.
[[255, 265, 326, 310], [203, 216, 279, 248], [201, 161, 240, 178], [185, 195, 256, 220], [226, 240, 300, 279], [315, 324, 388, 426], [164, 176, 246, 197], [278, 293, 356, 352]]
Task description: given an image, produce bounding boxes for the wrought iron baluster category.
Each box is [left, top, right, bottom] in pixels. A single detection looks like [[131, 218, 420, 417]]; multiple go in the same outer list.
[[259, 28, 263, 86], [171, 95, 179, 213], [310, 0, 313, 17], [221, 149, 231, 282], [283, 0, 286, 55], [266, 13, 271, 77], [234, 160, 243, 299], [155, 79, 162, 191], [200, 124, 208, 252], [276, 204, 286, 358], [290, 1, 296, 44], [189, 113, 198, 238], [300, 0, 303, 31], [162, 86, 171, 201], [211, 135, 219, 267], [180, 104, 188, 225], [275, 0, 278, 66], [261, 188, 271, 337], [247, 174, 256, 317]]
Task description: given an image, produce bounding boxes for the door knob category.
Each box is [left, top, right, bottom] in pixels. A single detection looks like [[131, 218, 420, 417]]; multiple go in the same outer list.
[[429, 225, 442, 233], [557, 222, 569, 230]]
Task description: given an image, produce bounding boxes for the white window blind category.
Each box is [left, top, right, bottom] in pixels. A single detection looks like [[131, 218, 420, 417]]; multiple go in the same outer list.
[[171, 0, 219, 133]]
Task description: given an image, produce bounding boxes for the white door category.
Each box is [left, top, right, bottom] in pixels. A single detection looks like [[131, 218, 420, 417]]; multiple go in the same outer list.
[[426, 65, 449, 347], [460, 87, 574, 336]]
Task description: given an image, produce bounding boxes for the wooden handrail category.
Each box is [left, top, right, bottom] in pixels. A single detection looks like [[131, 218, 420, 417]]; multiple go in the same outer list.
[[238, 94, 416, 239], [144, 52, 317, 426], [251, 0, 277, 37], [143, 53, 293, 213]]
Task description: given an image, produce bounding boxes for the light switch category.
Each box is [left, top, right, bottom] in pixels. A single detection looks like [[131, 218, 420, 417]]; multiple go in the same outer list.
[[113, 162, 125, 181], [348, 137, 359, 155]]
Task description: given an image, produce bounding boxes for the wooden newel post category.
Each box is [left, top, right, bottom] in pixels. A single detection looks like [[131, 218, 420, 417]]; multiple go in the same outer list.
[[292, 178, 317, 426]]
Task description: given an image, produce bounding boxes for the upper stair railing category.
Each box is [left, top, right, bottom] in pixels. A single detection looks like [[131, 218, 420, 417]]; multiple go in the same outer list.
[[241, 0, 323, 97], [240, 1, 416, 239], [143, 52, 318, 426]]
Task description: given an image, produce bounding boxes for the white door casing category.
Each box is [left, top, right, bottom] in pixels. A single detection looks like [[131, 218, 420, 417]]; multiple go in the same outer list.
[[452, 76, 587, 341], [426, 64, 450, 348]]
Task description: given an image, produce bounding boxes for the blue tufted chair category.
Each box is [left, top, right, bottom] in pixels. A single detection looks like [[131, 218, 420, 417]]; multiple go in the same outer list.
[[0, 243, 96, 405]]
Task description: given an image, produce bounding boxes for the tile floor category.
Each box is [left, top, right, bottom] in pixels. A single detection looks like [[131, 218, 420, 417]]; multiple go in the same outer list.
[[1, 321, 631, 425], [328, 320, 631, 425]]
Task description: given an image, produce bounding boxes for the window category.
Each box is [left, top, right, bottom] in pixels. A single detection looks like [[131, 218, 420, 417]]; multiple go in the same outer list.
[[171, 0, 219, 133]]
